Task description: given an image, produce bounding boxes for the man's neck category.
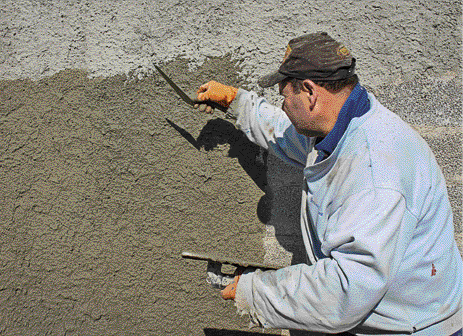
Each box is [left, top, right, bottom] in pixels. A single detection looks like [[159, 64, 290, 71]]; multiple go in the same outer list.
[[314, 83, 371, 163], [321, 86, 353, 136]]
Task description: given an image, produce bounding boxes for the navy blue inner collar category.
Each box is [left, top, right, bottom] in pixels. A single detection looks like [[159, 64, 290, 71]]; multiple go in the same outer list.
[[314, 83, 370, 163]]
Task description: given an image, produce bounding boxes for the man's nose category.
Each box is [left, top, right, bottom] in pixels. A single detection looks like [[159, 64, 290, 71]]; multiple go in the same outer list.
[[281, 101, 286, 111]]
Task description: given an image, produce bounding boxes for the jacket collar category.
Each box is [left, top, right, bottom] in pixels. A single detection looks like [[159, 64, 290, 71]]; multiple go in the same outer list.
[[314, 83, 370, 163]]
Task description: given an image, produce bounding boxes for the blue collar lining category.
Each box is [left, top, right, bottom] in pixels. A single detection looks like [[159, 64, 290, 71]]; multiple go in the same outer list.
[[314, 83, 370, 163]]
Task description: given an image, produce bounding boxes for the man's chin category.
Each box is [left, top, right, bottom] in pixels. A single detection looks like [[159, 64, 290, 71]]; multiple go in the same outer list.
[[297, 128, 323, 138]]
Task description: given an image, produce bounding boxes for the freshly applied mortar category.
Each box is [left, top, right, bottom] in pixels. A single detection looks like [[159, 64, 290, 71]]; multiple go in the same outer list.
[[0, 57, 286, 335], [1, 56, 460, 336]]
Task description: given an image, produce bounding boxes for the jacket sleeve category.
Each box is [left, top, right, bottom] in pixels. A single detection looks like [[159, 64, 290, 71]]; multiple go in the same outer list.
[[235, 188, 417, 333], [228, 89, 313, 169]]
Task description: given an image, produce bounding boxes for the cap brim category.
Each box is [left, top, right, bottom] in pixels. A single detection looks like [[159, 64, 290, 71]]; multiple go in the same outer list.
[[258, 71, 287, 88]]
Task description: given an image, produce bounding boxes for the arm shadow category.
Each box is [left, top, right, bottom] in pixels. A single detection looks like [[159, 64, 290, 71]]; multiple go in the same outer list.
[[167, 117, 271, 224], [167, 117, 307, 265]]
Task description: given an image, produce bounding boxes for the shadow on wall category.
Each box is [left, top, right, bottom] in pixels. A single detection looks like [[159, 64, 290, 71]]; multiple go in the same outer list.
[[167, 117, 272, 224], [167, 117, 308, 266]]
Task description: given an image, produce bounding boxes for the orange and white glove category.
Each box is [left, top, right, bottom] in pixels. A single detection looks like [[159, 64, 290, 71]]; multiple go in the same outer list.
[[195, 81, 238, 113], [221, 274, 241, 300]]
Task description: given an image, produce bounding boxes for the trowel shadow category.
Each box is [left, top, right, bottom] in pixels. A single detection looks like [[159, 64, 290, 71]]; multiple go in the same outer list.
[[166, 117, 272, 224]]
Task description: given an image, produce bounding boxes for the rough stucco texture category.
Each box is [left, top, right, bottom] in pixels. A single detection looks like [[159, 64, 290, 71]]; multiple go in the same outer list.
[[0, 0, 462, 335], [1, 0, 461, 87], [0, 58, 279, 335]]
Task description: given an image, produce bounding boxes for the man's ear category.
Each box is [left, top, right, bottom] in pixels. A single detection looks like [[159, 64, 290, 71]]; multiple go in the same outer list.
[[302, 79, 318, 106]]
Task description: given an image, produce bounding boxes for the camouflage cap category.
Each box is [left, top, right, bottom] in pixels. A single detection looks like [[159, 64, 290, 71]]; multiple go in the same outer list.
[[258, 32, 356, 88]]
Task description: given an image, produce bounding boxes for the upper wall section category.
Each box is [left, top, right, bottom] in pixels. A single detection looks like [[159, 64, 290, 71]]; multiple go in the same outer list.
[[1, 0, 461, 90]]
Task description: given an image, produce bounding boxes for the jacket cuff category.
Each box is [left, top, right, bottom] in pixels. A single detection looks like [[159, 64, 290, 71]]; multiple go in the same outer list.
[[234, 270, 267, 328], [227, 88, 250, 119]]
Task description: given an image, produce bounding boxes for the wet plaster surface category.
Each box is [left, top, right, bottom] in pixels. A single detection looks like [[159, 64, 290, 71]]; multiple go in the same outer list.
[[0, 58, 283, 335]]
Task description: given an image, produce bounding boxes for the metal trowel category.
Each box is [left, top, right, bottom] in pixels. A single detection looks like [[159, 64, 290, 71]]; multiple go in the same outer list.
[[181, 251, 282, 270], [154, 64, 228, 113]]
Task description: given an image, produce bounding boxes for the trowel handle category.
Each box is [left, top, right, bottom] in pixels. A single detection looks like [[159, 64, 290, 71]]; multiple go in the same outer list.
[[192, 99, 228, 113]]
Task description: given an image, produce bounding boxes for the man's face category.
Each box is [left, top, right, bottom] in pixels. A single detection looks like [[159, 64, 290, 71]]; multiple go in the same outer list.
[[279, 80, 325, 138]]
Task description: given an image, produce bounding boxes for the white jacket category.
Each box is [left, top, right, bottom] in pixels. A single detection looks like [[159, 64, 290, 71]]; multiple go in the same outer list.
[[229, 89, 463, 335]]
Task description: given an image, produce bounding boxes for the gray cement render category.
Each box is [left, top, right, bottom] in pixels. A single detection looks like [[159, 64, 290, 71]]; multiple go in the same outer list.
[[1, 1, 461, 335]]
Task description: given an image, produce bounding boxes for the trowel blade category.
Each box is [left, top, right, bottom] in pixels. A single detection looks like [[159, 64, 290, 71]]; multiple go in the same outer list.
[[181, 251, 282, 270], [154, 64, 228, 112], [154, 64, 196, 106]]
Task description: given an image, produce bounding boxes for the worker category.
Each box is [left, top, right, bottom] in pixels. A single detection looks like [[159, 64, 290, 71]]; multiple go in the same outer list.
[[194, 32, 463, 335]]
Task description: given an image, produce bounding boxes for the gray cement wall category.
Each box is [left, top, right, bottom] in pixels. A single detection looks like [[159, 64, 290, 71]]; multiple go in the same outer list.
[[1, 1, 461, 335]]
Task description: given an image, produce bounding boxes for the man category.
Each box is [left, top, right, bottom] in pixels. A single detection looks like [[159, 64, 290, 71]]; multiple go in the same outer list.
[[194, 32, 462, 335]]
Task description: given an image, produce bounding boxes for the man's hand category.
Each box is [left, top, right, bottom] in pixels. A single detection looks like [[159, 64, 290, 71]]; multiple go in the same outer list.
[[221, 275, 241, 300], [194, 81, 238, 113], [205, 261, 245, 300], [206, 262, 236, 289]]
